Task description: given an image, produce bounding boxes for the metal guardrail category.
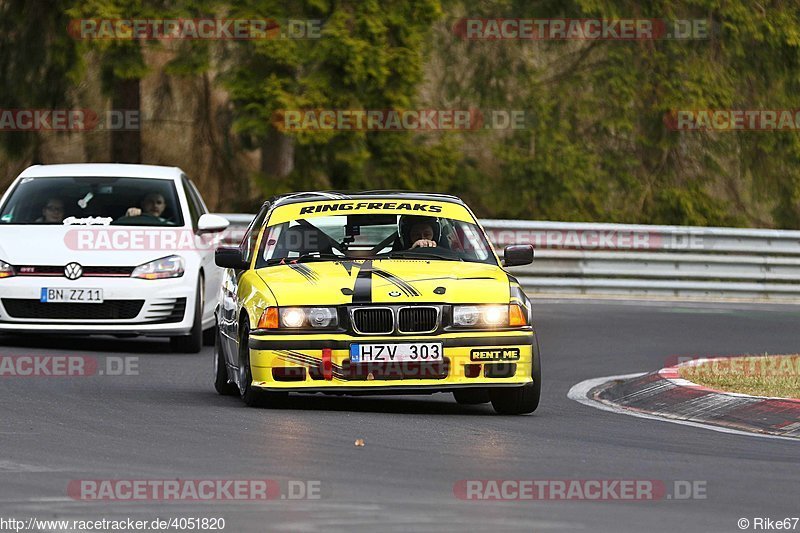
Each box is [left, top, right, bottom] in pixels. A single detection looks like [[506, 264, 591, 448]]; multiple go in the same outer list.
[[217, 213, 254, 246], [216, 214, 800, 302]]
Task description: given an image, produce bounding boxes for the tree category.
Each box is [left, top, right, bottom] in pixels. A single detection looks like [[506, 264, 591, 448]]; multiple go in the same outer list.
[[426, 0, 800, 227], [0, 0, 79, 161], [67, 0, 181, 163], [222, 0, 446, 200]]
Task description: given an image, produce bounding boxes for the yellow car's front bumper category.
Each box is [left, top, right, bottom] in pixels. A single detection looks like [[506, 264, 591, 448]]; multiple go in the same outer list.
[[247, 330, 536, 392]]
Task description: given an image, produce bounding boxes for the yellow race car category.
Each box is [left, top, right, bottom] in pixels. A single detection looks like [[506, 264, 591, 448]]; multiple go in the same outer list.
[[213, 192, 540, 414]]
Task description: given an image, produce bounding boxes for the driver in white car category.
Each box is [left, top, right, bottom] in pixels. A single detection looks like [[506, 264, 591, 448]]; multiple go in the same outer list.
[[125, 192, 167, 220]]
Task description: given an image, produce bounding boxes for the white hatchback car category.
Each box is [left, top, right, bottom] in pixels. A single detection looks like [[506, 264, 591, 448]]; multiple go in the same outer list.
[[0, 164, 229, 352]]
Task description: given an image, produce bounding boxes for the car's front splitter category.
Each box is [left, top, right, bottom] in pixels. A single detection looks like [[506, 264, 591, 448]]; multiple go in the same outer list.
[[247, 331, 536, 390]]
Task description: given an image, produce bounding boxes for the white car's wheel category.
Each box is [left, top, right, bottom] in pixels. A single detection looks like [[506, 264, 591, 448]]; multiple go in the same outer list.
[[170, 278, 203, 353], [202, 326, 216, 346]]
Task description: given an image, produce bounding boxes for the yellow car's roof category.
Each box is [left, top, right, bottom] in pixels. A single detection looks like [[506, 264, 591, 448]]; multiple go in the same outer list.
[[267, 197, 475, 225]]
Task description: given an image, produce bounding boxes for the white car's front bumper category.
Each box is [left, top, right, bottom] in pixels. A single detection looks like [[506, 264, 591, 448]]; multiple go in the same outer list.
[[0, 275, 197, 336]]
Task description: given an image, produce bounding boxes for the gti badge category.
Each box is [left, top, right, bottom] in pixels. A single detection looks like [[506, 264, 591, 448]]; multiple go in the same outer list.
[[64, 262, 83, 280]]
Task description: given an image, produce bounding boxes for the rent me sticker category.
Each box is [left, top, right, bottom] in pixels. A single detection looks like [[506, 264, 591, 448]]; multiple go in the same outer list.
[[470, 348, 520, 361]]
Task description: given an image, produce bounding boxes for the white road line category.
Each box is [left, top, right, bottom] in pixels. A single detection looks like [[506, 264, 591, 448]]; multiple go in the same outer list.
[[567, 374, 799, 442], [0, 497, 74, 503], [0, 460, 63, 472]]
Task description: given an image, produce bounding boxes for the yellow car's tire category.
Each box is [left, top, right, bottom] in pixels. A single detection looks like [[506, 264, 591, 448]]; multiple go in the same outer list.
[[213, 327, 238, 396], [489, 341, 541, 415], [453, 388, 490, 405], [237, 321, 287, 407]]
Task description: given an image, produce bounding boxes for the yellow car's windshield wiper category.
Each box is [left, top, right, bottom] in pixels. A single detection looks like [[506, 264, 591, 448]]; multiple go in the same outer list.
[[265, 253, 346, 265], [386, 250, 462, 261], [294, 253, 344, 263]]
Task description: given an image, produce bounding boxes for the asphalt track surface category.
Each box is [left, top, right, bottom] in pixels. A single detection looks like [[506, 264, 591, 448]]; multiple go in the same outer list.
[[1, 300, 799, 533]]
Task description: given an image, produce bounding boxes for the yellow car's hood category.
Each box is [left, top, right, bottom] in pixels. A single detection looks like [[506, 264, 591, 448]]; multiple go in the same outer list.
[[256, 259, 510, 306]]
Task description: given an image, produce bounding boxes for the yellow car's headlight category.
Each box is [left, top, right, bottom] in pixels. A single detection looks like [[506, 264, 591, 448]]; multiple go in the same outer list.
[[452, 304, 527, 328], [258, 306, 338, 330]]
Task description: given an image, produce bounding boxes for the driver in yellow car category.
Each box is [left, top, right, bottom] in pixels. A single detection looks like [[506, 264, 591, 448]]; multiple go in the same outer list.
[[400, 215, 441, 249], [410, 221, 437, 248]]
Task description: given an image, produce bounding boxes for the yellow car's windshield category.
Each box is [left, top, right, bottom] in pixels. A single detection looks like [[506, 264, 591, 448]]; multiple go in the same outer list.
[[255, 212, 497, 267]]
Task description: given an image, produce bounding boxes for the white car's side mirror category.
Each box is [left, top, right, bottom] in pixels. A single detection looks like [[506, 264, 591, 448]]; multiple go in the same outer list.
[[197, 213, 230, 234]]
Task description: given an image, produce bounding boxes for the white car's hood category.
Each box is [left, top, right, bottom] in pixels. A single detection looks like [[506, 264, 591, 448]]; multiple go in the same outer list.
[[0, 225, 199, 266]]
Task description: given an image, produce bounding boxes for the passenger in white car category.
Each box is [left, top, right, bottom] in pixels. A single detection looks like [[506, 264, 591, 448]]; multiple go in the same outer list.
[[36, 198, 65, 223]]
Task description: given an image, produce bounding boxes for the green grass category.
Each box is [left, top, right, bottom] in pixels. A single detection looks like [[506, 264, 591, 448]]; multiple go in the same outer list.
[[678, 355, 800, 400]]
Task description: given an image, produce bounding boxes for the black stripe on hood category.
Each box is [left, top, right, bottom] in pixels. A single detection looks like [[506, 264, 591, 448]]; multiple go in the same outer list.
[[287, 262, 319, 284], [352, 260, 373, 303], [372, 269, 420, 297]]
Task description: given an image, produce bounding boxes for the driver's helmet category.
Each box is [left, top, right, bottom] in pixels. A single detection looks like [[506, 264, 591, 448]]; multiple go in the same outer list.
[[398, 215, 441, 248]]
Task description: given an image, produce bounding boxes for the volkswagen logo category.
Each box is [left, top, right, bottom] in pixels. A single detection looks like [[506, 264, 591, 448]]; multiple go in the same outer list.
[[64, 262, 83, 280]]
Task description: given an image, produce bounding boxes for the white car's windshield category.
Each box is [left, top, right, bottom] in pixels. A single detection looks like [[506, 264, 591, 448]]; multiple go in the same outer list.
[[0, 176, 184, 226], [256, 213, 497, 267]]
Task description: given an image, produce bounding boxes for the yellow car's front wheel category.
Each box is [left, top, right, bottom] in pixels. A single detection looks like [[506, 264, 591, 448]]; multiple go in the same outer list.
[[489, 341, 541, 414], [238, 320, 287, 407]]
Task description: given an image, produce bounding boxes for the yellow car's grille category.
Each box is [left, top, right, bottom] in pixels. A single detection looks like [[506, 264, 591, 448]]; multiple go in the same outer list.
[[352, 307, 393, 334], [398, 306, 438, 333], [350, 305, 441, 334]]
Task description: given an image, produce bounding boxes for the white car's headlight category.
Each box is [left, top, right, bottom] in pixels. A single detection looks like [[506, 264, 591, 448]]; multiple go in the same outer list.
[[452, 304, 527, 328], [131, 255, 184, 280], [0, 260, 14, 279]]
